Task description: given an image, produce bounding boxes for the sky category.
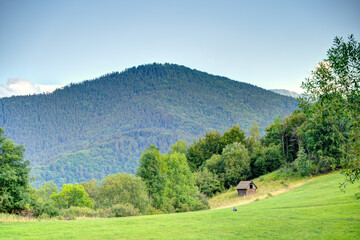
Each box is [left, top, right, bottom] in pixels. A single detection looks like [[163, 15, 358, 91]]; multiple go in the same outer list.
[[0, 0, 359, 97]]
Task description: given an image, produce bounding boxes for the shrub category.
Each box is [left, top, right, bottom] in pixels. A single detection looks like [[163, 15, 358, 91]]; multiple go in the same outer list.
[[148, 206, 164, 215], [38, 213, 50, 220], [108, 203, 140, 217], [31, 201, 59, 217], [60, 206, 96, 218]]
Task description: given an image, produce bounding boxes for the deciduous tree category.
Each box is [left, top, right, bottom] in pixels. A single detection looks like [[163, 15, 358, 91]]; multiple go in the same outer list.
[[221, 142, 251, 188], [51, 184, 93, 209], [300, 35, 359, 186], [0, 128, 31, 213]]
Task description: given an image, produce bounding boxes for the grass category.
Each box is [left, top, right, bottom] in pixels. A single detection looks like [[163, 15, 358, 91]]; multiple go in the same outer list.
[[0, 172, 359, 239], [0, 214, 37, 223]]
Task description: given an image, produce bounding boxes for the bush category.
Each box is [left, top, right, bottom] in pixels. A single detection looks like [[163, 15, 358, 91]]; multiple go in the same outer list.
[[31, 201, 59, 218], [60, 206, 96, 218], [93, 208, 110, 218], [38, 213, 50, 220], [107, 203, 140, 217], [148, 206, 164, 215]]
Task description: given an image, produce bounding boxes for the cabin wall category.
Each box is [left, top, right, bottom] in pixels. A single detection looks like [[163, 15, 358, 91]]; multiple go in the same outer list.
[[237, 190, 246, 197], [246, 189, 256, 195], [237, 189, 256, 197]]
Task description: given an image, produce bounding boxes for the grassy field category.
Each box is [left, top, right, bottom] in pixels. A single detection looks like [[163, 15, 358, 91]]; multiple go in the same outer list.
[[0, 172, 359, 239]]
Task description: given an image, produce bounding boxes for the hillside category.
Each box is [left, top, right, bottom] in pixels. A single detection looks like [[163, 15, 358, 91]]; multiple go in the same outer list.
[[1, 173, 358, 239], [0, 63, 298, 187]]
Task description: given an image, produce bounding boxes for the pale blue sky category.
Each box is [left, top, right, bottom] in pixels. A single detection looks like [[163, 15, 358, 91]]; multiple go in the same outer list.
[[0, 0, 359, 96]]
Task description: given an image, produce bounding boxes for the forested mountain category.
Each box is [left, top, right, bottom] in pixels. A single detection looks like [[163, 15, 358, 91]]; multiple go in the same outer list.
[[0, 63, 297, 187]]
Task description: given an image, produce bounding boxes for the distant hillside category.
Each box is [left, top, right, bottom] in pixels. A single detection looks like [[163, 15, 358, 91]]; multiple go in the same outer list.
[[0, 63, 297, 187], [270, 89, 302, 98]]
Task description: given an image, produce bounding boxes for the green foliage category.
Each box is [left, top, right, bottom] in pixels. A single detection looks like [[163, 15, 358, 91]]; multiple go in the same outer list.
[[296, 35, 360, 196], [162, 152, 208, 212], [186, 130, 223, 170], [221, 125, 246, 147], [97, 173, 149, 214], [194, 168, 224, 197], [137, 143, 209, 213], [293, 147, 313, 176], [79, 178, 99, 206], [37, 181, 58, 202], [265, 110, 306, 163], [27, 184, 59, 218], [60, 206, 96, 219], [51, 184, 93, 209], [205, 154, 223, 176], [136, 145, 166, 210], [107, 203, 140, 217], [0, 128, 31, 213], [263, 144, 283, 173], [30, 199, 59, 218], [300, 35, 359, 176], [221, 142, 251, 187], [253, 156, 267, 177], [169, 140, 187, 155], [187, 125, 247, 171], [246, 123, 261, 152]]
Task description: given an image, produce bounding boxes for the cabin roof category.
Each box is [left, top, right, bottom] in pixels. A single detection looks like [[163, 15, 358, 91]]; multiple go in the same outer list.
[[236, 181, 257, 190]]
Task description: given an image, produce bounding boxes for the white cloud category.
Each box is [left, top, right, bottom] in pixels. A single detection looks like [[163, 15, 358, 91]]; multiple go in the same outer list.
[[35, 84, 63, 94], [0, 78, 63, 98]]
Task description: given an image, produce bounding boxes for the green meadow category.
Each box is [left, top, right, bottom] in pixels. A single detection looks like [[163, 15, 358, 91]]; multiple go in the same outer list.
[[1, 172, 359, 240]]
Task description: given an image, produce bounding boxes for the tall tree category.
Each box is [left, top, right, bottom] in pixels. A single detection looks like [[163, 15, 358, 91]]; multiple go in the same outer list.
[[0, 128, 31, 213], [186, 131, 223, 171], [300, 35, 359, 193], [136, 145, 166, 209], [221, 125, 246, 147], [221, 142, 251, 188], [97, 173, 149, 214], [163, 152, 207, 212], [246, 123, 261, 153]]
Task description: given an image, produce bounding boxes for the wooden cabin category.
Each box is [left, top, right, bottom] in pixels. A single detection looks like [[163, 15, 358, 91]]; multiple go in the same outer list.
[[236, 181, 257, 197]]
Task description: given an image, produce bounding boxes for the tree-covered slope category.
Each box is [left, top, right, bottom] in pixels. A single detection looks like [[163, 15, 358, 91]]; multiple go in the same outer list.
[[0, 63, 297, 186]]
